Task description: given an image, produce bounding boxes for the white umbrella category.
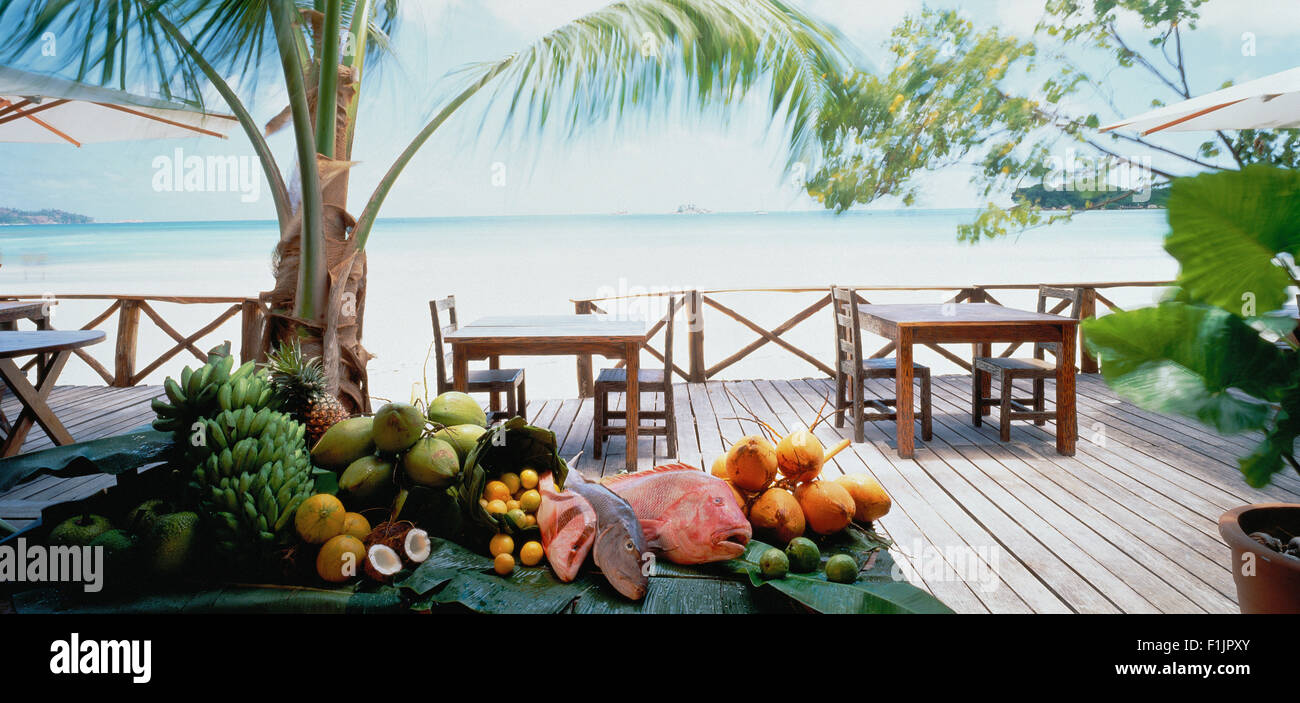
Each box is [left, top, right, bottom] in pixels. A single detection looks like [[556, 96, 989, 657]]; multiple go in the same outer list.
[[0, 66, 236, 146], [1100, 66, 1300, 135]]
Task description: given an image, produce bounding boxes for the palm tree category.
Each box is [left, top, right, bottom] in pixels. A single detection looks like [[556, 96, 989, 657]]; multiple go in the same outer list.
[[0, 0, 852, 411]]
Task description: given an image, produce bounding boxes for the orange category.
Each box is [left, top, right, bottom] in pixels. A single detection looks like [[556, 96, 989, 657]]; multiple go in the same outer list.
[[489, 533, 515, 557], [484, 480, 511, 502], [494, 552, 515, 576], [520, 541, 544, 566], [316, 535, 366, 583], [295, 494, 346, 544], [339, 512, 371, 541]]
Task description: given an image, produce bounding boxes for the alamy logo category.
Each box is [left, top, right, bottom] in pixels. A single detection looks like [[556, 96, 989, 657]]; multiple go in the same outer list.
[[0, 538, 103, 592], [50, 633, 151, 684], [151, 148, 261, 202]]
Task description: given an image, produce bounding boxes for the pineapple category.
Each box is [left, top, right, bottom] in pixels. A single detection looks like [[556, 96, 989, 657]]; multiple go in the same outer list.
[[264, 341, 349, 445]]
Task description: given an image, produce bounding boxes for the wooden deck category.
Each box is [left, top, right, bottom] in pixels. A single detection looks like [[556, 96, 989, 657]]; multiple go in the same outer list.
[[4, 375, 1296, 614]]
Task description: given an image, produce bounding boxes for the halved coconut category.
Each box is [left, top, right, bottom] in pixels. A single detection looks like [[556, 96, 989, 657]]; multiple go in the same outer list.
[[364, 544, 403, 582], [403, 528, 431, 564]]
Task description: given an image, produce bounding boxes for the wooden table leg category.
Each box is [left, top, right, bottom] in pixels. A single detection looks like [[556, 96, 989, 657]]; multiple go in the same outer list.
[[488, 356, 502, 414], [1056, 324, 1077, 455], [895, 329, 915, 458], [624, 341, 640, 472], [976, 342, 992, 416], [0, 352, 73, 457], [452, 346, 470, 393]]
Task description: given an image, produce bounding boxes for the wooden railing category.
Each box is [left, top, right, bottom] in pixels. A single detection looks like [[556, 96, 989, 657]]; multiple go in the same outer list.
[[1, 294, 268, 386], [571, 282, 1171, 396]]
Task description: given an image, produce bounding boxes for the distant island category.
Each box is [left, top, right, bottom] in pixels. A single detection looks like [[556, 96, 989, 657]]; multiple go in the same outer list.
[[1013, 184, 1170, 210], [674, 203, 713, 215], [0, 207, 93, 225]]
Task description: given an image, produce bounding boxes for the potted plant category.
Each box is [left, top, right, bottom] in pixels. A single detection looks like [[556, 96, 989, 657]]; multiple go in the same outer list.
[[1084, 165, 1300, 613]]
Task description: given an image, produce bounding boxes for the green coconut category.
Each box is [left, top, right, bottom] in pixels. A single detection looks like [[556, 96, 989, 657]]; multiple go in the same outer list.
[[371, 403, 425, 453], [339, 456, 396, 505], [431, 424, 487, 461], [427, 391, 487, 428], [48, 514, 114, 546], [311, 416, 376, 471], [400, 437, 460, 488]]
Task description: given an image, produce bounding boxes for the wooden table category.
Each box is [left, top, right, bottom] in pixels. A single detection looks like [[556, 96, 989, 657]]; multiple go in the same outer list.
[[0, 301, 52, 330], [446, 315, 652, 471], [0, 330, 106, 457], [856, 303, 1079, 458]]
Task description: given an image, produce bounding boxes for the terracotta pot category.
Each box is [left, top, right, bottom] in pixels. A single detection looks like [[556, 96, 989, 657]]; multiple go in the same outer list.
[[1218, 503, 1300, 614]]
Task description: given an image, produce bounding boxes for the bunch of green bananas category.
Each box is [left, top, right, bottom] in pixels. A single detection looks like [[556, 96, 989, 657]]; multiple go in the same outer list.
[[191, 406, 315, 571], [150, 347, 262, 450]]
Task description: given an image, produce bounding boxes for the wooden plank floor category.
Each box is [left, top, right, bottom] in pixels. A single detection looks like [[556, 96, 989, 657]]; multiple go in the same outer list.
[[0, 386, 162, 530], [5, 375, 1294, 615]]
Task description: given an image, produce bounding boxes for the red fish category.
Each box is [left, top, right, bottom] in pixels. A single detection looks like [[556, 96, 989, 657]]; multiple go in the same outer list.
[[601, 463, 752, 565], [537, 473, 596, 582]]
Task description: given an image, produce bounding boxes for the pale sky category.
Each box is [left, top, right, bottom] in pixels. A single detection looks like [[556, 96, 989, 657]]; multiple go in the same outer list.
[[1, 0, 1296, 222]]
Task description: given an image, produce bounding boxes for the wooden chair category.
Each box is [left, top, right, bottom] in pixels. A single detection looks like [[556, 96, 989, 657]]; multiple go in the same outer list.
[[429, 296, 526, 421], [971, 286, 1082, 441], [593, 295, 679, 461], [831, 286, 932, 444]]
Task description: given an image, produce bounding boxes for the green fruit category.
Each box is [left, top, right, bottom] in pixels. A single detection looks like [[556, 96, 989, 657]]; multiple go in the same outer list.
[[89, 529, 138, 587], [505, 508, 528, 530], [147, 512, 200, 578], [372, 402, 425, 452], [339, 456, 395, 503], [310, 416, 376, 471], [427, 392, 487, 429], [785, 537, 821, 573], [125, 499, 173, 536], [431, 424, 487, 461], [48, 514, 113, 546], [759, 547, 789, 579], [400, 437, 460, 488], [825, 553, 859, 583]]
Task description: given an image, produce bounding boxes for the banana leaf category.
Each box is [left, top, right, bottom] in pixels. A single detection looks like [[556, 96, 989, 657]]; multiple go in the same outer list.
[[0, 428, 174, 493], [12, 583, 407, 614], [458, 417, 568, 539], [397, 530, 951, 614]]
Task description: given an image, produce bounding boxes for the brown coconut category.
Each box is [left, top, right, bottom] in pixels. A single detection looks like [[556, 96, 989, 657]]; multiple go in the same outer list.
[[795, 480, 855, 535], [725, 435, 778, 492], [836, 474, 892, 523], [364, 544, 404, 582], [710, 455, 728, 479], [776, 428, 825, 483], [748, 488, 805, 544]]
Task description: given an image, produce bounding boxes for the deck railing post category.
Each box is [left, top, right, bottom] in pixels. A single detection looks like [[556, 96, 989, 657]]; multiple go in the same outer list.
[[574, 300, 594, 398], [240, 300, 264, 365], [113, 299, 141, 387], [1079, 287, 1099, 374], [687, 290, 705, 383]]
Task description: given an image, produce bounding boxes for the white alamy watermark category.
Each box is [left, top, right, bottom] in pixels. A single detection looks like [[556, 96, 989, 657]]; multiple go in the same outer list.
[[1042, 149, 1153, 203], [151, 148, 261, 202], [50, 633, 151, 684], [0, 538, 103, 592], [589, 278, 701, 331], [891, 539, 1001, 593]]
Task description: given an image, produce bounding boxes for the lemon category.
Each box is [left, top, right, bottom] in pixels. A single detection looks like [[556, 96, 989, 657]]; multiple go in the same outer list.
[[825, 554, 858, 583], [505, 509, 528, 529], [500, 472, 522, 495], [520, 468, 539, 490], [506, 499, 521, 512], [486, 499, 508, 515], [494, 552, 515, 576], [520, 541, 544, 566], [489, 533, 515, 557], [524, 514, 537, 527], [519, 489, 542, 512], [484, 480, 511, 502]]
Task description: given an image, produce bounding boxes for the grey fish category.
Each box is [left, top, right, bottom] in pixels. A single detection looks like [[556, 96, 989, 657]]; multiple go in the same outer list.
[[564, 469, 651, 600]]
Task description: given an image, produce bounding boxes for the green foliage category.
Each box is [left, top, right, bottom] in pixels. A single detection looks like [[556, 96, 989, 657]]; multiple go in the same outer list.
[[1084, 167, 1300, 487], [807, 2, 1300, 240]]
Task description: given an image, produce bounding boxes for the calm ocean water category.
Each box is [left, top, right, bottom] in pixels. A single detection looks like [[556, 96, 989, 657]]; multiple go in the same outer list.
[[0, 209, 1175, 400]]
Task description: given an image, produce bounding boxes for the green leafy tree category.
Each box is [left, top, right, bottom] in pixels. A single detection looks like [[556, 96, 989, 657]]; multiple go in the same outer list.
[[1084, 165, 1300, 487], [805, 2, 1300, 240], [0, 0, 850, 409]]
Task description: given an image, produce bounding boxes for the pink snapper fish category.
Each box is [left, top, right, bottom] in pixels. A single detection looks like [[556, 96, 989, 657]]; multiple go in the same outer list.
[[601, 463, 752, 565]]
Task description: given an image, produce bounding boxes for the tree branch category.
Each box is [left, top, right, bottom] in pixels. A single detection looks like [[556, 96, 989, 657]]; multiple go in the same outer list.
[[1107, 21, 1187, 97]]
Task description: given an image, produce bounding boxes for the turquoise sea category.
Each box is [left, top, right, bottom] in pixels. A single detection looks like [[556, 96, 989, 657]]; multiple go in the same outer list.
[[0, 209, 1175, 400]]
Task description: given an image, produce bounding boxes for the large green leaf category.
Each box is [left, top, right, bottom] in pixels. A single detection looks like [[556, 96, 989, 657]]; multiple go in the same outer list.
[[1165, 166, 1300, 314], [0, 429, 173, 493], [12, 584, 406, 614], [1083, 302, 1299, 434]]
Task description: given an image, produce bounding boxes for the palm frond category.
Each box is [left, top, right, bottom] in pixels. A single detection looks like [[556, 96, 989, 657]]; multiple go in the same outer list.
[[461, 0, 855, 165]]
